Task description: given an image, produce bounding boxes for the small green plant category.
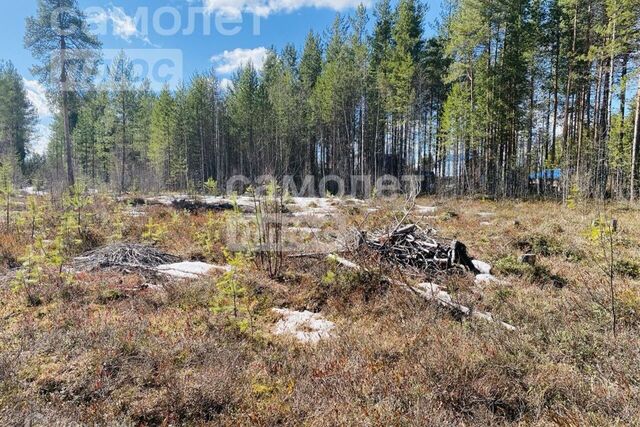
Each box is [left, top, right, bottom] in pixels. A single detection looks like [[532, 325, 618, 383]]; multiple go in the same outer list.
[[514, 233, 582, 261], [251, 182, 284, 278], [494, 254, 565, 287], [110, 203, 126, 242], [196, 212, 223, 260], [204, 178, 218, 195], [15, 196, 41, 238], [12, 236, 47, 304], [0, 159, 14, 231], [55, 206, 83, 257], [283, 189, 294, 205], [584, 214, 619, 337], [170, 210, 183, 225], [322, 270, 337, 286], [142, 217, 167, 245], [494, 255, 532, 277], [614, 259, 640, 279], [567, 183, 581, 209], [210, 250, 256, 333], [64, 183, 93, 233], [441, 211, 458, 221]]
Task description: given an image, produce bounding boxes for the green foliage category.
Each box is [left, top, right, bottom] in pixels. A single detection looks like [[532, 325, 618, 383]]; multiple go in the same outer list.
[[25, 196, 44, 240], [322, 270, 337, 286], [210, 250, 256, 332], [584, 215, 617, 243], [494, 254, 565, 287], [494, 255, 534, 277], [25, 0, 102, 187], [13, 0, 640, 201], [613, 259, 640, 279], [0, 158, 15, 229], [12, 236, 46, 291], [204, 178, 218, 195], [567, 184, 581, 209], [515, 233, 582, 261], [110, 203, 126, 242], [196, 212, 224, 260], [149, 86, 177, 184], [142, 217, 167, 245], [0, 61, 36, 165]]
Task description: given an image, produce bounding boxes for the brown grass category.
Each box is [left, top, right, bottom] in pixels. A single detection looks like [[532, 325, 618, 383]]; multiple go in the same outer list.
[[1, 196, 639, 425]]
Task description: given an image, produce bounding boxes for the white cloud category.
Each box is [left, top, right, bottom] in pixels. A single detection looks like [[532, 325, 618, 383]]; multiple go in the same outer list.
[[211, 47, 269, 74], [32, 123, 51, 155], [23, 79, 53, 155], [88, 7, 152, 44], [23, 79, 51, 118], [220, 78, 234, 91], [204, 0, 368, 17]]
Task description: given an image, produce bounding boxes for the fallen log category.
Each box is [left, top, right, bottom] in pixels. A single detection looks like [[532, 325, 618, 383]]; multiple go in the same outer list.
[[171, 198, 235, 212], [119, 195, 256, 213], [328, 254, 516, 331]]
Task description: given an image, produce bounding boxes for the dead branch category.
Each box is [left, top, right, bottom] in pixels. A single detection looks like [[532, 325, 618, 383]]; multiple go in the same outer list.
[[327, 254, 516, 331], [359, 224, 479, 275], [73, 243, 181, 272]]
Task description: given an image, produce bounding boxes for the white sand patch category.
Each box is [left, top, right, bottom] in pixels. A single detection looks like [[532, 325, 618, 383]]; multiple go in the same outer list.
[[472, 260, 492, 274], [272, 308, 336, 343], [475, 274, 502, 285], [416, 205, 437, 214], [156, 261, 230, 279], [290, 210, 334, 218], [287, 226, 322, 234], [21, 187, 47, 196]]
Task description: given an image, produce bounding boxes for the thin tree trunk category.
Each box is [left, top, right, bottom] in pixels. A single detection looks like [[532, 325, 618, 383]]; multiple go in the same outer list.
[[60, 37, 75, 188], [631, 75, 640, 202]]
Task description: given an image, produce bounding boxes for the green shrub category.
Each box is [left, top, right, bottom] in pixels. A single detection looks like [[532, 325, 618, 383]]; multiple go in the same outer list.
[[514, 233, 582, 261], [614, 259, 640, 279], [494, 254, 566, 287]]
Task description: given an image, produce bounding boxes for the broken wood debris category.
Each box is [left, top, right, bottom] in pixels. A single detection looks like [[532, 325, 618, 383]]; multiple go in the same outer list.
[[359, 224, 479, 275], [73, 243, 181, 271]]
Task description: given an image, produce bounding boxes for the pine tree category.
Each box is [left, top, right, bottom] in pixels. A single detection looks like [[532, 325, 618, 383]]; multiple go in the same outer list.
[[25, 0, 101, 187], [299, 31, 323, 178], [108, 51, 138, 193], [0, 61, 37, 166], [149, 86, 177, 188]]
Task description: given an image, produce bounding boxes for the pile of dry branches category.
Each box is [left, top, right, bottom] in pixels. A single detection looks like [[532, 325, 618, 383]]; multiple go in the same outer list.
[[359, 224, 479, 275], [73, 243, 180, 271]]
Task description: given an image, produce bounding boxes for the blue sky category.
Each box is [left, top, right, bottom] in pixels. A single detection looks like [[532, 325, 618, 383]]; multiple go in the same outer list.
[[0, 0, 442, 153]]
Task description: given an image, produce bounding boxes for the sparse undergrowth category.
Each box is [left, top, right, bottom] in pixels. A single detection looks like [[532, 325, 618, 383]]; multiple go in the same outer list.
[[1, 194, 640, 425]]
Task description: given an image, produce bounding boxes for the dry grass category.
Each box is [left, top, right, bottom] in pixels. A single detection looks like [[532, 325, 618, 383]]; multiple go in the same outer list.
[[1, 195, 639, 425]]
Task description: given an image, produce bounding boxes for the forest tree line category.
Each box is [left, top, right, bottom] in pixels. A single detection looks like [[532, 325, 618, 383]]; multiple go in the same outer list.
[[5, 0, 640, 199]]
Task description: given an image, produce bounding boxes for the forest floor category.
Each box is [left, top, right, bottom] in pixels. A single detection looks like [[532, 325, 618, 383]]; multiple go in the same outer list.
[[1, 193, 640, 425]]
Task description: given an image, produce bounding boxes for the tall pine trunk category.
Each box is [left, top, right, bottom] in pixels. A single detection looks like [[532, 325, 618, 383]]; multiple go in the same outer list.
[[631, 75, 640, 202]]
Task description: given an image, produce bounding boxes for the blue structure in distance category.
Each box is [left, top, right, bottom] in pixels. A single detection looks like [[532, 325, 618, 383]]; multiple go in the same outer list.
[[529, 168, 562, 181]]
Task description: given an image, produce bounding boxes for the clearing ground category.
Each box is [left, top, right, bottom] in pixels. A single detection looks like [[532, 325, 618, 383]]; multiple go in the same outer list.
[[1, 194, 639, 425]]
